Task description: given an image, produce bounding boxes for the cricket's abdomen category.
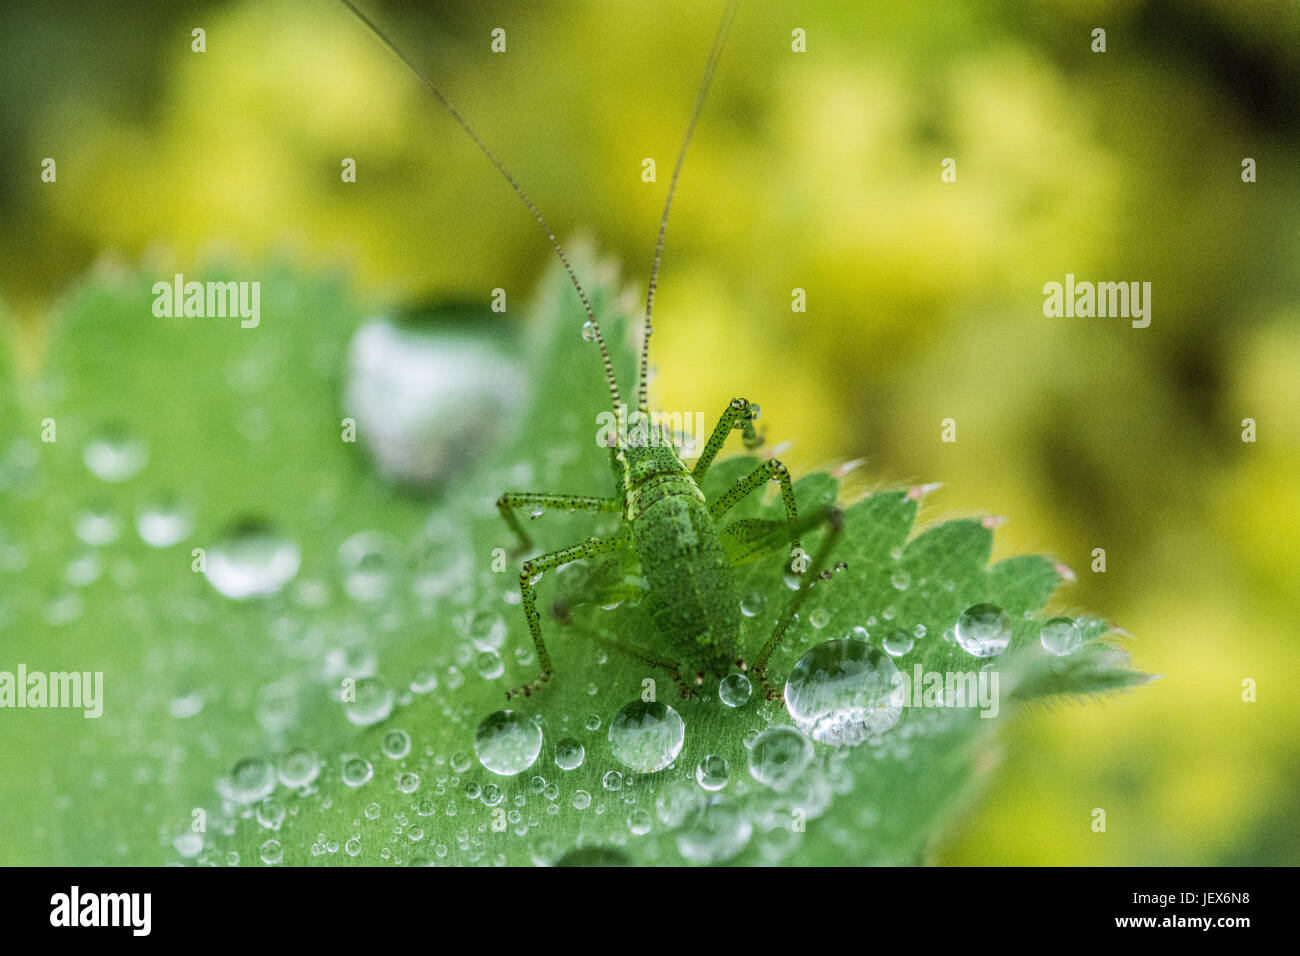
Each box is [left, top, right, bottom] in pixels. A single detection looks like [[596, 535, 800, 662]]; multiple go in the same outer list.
[[629, 473, 742, 678]]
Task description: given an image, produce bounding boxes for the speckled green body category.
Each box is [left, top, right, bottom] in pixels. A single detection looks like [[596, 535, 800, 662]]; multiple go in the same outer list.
[[618, 444, 741, 679]]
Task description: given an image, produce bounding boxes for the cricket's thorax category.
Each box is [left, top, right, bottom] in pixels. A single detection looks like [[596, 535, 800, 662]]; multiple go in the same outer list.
[[617, 444, 742, 676]]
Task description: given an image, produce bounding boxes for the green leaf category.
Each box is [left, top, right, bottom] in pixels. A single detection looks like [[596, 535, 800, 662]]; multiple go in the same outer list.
[[0, 249, 1147, 866]]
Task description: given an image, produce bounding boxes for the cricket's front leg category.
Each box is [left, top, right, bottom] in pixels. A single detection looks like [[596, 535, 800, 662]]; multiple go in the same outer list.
[[495, 492, 622, 554], [690, 397, 763, 484], [752, 507, 844, 702], [507, 530, 628, 699]]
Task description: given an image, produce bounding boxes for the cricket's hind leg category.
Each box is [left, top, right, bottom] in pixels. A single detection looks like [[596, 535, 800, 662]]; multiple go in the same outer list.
[[750, 508, 844, 701], [507, 530, 628, 699], [568, 583, 699, 700]]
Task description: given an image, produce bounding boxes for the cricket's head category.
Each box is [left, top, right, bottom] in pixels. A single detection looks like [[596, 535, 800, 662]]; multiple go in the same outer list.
[[614, 441, 688, 491]]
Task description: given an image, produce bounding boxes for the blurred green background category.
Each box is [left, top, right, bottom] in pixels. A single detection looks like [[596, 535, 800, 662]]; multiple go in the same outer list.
[[1, 0, 1297, 864]]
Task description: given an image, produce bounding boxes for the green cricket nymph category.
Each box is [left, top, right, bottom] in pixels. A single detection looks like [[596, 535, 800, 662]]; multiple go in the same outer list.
[[342, 0, 845, 701]]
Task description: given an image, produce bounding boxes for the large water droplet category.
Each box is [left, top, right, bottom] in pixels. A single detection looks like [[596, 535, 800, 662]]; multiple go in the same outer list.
[[83, 427, 147, 482], [345, 316, 524, 485], [607, 700, 685, 773], [784, 639, 904, 745], [555, 846, 629, 866], [205, 519, 301, 600], [1039, 616, 1082, 656], [344, 677, 394, 727], [676, 803, 752, 865], [955, 603, 1012, 657], [474, 710, 543, 776], [747, 726, 813, 791]]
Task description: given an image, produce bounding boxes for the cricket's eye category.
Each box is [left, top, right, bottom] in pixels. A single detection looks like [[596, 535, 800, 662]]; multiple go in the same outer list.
[[730, 397, 747, 411]]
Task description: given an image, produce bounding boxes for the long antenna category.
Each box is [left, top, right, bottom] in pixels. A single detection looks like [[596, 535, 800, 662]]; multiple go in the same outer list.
[[337, 0, 623, 414], [637, 0, 738, 414]]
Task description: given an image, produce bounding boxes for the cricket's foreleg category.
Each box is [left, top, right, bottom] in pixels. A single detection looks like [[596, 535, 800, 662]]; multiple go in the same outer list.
[[752, 507, 845, 702], [508, 531, 628, 699], [496, 492, 622, 554], [690, 397, 763, 484]]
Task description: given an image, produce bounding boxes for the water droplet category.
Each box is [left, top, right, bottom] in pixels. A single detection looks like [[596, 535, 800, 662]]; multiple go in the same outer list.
[[342, 756, 374, 787], [229, 757, 275, 804], [173, 832, 203, 859], [718, 673, 752, 708], [205, 519, 301, 600], [256, 798, 285, 829], [381, 728, 411, 760], [784, 639, 905, 746], [747, 726, 813, 791], [882, 628, 914, 657], [627, 807, 653, 836], [83, 427, 147, 482], [809, 607, 830, 629], [74, 506, 121, 546], [848, 625, 869, 642], [474, 710, 543, 776], [396, 772, 420, 794], [65, 549, 103, 587], [554, 737, 585, 771], [344, 317, 524, 485], [555, 845, 628, 865], [676, 804, 752, 865], [338, 530, 398, 602], [740, 590, 765, 618], [891, 569, 911, 591], [607, 700, 685, 773], [581, 321, 598, 342], [475, 650, 504, 680], [695, 754, 730, 791], [345, 837, 362, 857], [410, 666, 439, 695], [602, 770, 624, 791], [135, 495, 193, 548], [168, 691, 204, 719], [259, 839, 283, 865], [469, 612, 507, 652], [276, 748, 320, 788], [955, 603, 1012, 657], [1039, 616, 1082, 656], [572, 789, 592, 810], [343, 677, 394, 727]]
